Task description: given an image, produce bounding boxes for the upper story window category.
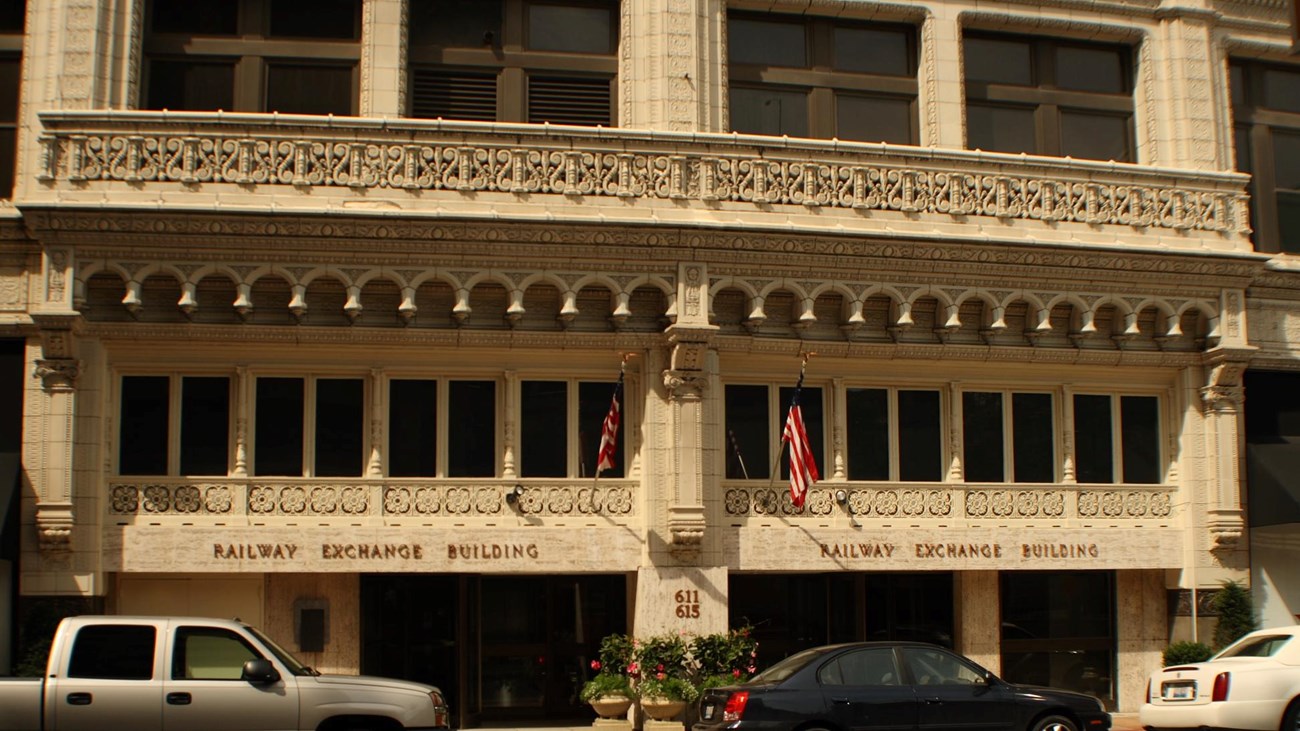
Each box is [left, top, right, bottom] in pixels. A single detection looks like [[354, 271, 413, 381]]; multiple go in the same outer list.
[[961, 391, 1056, 483], [118, 375, 231, 476], [845, 387, 943, 482], [142, 0, 361, 115], [1073, 394, 1161, 484], [1231, 60, 1300, 253], [520, 380, 624, 478], [963, 32, 1134, 162], [725, 384, 825, 481], [727, 12, 918, 144], [0, 1, 23, 198], [408, 0, 618, 126], [388, 378, 498, 478]]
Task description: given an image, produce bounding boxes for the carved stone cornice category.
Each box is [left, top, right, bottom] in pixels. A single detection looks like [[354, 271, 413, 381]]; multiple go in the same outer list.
[[1201, 345, 1256, 409], [33, 358, 81, 392], [667, 505, 706, 562], [663, 370, 708, 401], [36, 501, 74, 552], [1207, 508, 1245, 549]]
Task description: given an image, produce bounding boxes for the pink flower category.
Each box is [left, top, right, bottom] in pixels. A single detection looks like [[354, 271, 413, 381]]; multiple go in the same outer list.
[[656, 672, 666, 680], [656, 664, 664, 672], [732, 669, 742, 678], [628, 662, 638, 675], [747, 665, 756, 674], [591, 660, 602, 670]]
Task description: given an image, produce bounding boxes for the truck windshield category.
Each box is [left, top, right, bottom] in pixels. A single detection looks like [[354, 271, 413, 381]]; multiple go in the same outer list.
[[246, 625, 318, 676]]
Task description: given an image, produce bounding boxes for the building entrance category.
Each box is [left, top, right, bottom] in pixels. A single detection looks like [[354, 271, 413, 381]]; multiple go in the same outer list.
[[360, 574, 627, 728]]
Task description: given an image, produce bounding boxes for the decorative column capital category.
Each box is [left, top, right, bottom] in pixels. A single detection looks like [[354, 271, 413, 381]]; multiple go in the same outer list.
[[36, 501, 75, 552], [663, 370, 707, 401], [1207, 508, 1244, 549], [34, 358, 81, 392], [1201, 345, 1254, 411]]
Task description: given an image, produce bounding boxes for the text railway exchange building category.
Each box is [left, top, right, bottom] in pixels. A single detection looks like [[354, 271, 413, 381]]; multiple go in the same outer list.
[[4, 0, 1300, 723]]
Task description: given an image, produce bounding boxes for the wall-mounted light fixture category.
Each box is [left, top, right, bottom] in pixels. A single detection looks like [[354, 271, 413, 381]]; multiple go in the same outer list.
[[506, 484, 524, 506], [835, 489, 860, 527], [835, 489, 848, 505]]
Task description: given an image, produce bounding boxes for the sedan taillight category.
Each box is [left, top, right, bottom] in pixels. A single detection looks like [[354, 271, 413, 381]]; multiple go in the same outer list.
[[1212, 672, 1231, 702], [723, 691, 749, 722]]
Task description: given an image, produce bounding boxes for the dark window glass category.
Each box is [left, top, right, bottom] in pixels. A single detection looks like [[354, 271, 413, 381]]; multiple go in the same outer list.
[[1000, 571, 1115, 703], [0, 1, 23, 33], [1234, 125, 1252, 173], [68, 625, 157, 680], [819, 647, 901, 686], [730, 86, 808, 137], [1073, 394, 1113, 484], [1264, 67, 1300, 114], [172, 627, 260, 680], [846, 388, 889, 481], [1056, 45, 1126, 93], [146, 60, 236, 112], [866, 573, 955, 648], [898, 390, 942, 482], [1060, 111, 1130, 162], [1012, 393, 1054, 483], [1230, 64, 1246, 108], [834, 26, 910, 76], [255, 377, 304, 476], [448, 380, 495, 477], [410, 0, 503, 47], [964, 37, 1032, 85], [522, 381, 567, 477], [963, 392, 1004, 482], [1273, 132, 1300, 189], [579, 381, 622, 478], [315, 378, 364, 477], [1279, 193, 1300, 253], [389, 379, 437, 477], [120, 376, 170, 475], [269, 0, 359, 39], [0, 126, 15, 198], [836, 94, 913, 144], [266, 64, 354, 115], [0, 56, 19, 121], [967, 103, 1036, 154], [730, 574, 832, 663], [150, 0, 237, 34], [1120, 396, 1160, 484], [779, 387, 823, 481], [726, 385, 769, 480], [728, 17, 806, 67], [180, 377, 230, 476], [528, 3, 612, 54]]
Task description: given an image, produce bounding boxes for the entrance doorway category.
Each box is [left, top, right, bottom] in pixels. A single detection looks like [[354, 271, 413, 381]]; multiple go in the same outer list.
[[360, 574, 628, 727]]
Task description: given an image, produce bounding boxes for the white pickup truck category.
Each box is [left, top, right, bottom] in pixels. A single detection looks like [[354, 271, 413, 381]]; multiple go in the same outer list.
[[0, 615, 451, 731]]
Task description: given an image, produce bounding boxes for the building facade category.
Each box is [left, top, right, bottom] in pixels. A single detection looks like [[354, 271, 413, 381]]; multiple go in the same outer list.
[[2, 0, 1299, 722]]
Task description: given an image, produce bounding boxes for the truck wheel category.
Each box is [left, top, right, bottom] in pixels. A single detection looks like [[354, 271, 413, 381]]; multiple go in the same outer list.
[[1282, 699, 1300, 731], [1030, 715, 1078, 731]]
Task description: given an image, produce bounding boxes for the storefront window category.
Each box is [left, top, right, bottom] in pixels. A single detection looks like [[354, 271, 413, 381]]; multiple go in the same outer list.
[[1000, 571, 1115, 705]]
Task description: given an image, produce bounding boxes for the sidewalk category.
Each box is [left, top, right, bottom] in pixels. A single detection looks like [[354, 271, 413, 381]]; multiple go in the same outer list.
[[1112, 712, 1142, 730]]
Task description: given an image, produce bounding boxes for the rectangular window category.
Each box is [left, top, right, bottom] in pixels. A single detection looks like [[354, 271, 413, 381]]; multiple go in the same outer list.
[[579, 380, 623, 478], [846, 388, 889, 481], [0, 48, 20, 197], [728, 11, 918, 143], [119, 375, 231, 477], [143, 0, 360, 114], [962, 392, 1005, 482], [255, 377, 305, 476], [1074, 394, 1161, 484], [120, 376, 170, 476], [964, 32, 1134, 161], [172, 627, 261, 680], [389, 379, 438, 477], [959, 390, 1057, 484], [1012, 393, 1055, 482], [408, 0, 618, 126], [448, 380, 496, 477], [1231, 60, 1300, 252], [68, 625, 157, 680], [898, 390, 942, 482], [314, 378, 364, 477], [726, 385, 770, 480], [522, 380, 567, 477], [180, 377, 230, 476], [780, 386, 824, 481], [1000, 571, 1115, 704]]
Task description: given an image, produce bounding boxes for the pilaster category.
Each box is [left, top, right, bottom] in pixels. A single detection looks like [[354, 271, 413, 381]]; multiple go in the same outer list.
[[1150, 1, 1234, 169], [360, 0, 407, 118], [1115, 569, 1167, 712], [921, 8, 965, 149], [954, 570, 999, 674], [621, 0, 726, 131]]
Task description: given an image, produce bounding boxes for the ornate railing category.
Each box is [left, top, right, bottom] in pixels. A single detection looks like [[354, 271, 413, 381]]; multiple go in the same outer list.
[[106, 478, 637, 522], [36, 112, 1250, 241], [718, 483, 1175, 523]]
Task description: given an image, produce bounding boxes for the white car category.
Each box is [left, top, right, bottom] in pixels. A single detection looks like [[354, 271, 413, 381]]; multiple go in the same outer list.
[[1140, 625, 1300, 731]]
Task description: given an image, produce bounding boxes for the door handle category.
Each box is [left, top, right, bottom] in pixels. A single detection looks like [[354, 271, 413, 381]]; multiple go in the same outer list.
[[831, 697, 851, 705], [923, 697, 943, 704], [166, 692, 192, 705], [66, 692, 92, 706]]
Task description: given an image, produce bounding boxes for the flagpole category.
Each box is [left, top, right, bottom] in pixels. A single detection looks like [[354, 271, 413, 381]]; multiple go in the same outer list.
[[592, 353, 634, 489], [768, 352, 813, 488]]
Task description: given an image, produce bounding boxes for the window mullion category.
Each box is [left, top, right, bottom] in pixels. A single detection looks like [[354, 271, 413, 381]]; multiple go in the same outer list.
[[888, 389, 900, 482], [303, 376, 316, 478], [1003, 390, 1014, 484], [568, 380, 580, 479], [169, 374, 182, 476], [1111, 395, 1124, 484]]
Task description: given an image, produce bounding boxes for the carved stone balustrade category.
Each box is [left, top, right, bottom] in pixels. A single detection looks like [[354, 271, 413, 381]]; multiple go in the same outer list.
[[35, 112, 1252, 253]]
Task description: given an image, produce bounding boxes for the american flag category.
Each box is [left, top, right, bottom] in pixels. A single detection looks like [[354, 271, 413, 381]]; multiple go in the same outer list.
[[782, 379, 819, 508], [595, 370, 624, 475]]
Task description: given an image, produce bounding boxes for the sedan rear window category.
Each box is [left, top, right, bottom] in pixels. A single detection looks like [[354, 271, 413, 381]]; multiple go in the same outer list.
[[1216, 635, 1292, 659], [750, 647, 832, 683]]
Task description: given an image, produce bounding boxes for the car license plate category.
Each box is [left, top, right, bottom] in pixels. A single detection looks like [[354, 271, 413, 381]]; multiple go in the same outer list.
[[702, 705, 715, 721], [1162, 681, 1196, 701]]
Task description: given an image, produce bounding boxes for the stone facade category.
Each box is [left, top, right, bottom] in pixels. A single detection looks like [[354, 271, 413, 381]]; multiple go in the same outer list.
[[2, 0, 1298, 719]]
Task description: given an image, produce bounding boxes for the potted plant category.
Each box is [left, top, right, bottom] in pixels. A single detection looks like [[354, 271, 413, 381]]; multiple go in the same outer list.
[[581, 634, 637, 719], [637, 676, 699, 721], [690, 626, 758, 690]]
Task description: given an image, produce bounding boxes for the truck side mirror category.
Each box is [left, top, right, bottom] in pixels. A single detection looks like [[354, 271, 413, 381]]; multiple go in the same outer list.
[[242, 658, 281, 685]]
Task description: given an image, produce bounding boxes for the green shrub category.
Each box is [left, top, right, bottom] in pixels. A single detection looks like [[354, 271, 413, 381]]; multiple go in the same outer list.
[[690, 627, 758, 681], [580, 671, 634, 701], [1162, 641, 1213, 666], [638, 675, 699, 703], [636, 633, 690, 679], [1212, 580, 1258, 650], [596, 633, 637, 676]]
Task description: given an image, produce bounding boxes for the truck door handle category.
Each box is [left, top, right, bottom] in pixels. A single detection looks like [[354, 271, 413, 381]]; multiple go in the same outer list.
[[831, 697, 851, 705], [166, 692, 192, 705], [66, 692, 93, 706], [923, 697, 943, 704]]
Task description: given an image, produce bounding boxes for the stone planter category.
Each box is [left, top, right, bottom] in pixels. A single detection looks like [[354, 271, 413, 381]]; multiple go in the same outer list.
[[589, 695, 634, 719], [640, 697, 687, 722]]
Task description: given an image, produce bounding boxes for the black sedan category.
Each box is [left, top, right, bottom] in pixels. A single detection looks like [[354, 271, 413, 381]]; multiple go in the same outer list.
[[693, 642, 1110, 731]]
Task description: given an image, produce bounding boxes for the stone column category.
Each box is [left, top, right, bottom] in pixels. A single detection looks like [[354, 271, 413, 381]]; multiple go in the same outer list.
[[1199, 290, 1254, 553], [918, 8, 965, 149], [954, 570, 999, 674], [632, 565, 728, 638], [233, 366, 249, 477], [360, 0, 407, 118], [502, 370, 518, 480], [620, 0, 726, 131], [367, 368, 383, 477], [1115, 569, 1167, 712]]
